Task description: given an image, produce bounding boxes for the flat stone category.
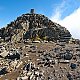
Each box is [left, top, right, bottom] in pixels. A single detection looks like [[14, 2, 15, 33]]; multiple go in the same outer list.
[[59, 60, 70, 63], [0, 50, 9, 58]]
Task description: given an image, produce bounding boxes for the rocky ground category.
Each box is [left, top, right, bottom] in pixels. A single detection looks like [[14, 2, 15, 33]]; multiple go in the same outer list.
[[0, 41, 80, 80], [0, 9, 80, 80]]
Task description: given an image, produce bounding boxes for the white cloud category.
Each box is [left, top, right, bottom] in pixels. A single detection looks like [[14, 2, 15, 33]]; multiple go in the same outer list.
[[51, 7, 80, 39], [51, 0, 66, 22], [59, 8, 80, 39]]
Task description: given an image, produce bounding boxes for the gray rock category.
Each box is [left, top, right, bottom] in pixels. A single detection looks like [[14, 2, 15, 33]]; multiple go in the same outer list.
[[0, 67, 8, 75], [70, 63, 77, 69], [5, 49, 21, 60], [60, 52, 73, 60]]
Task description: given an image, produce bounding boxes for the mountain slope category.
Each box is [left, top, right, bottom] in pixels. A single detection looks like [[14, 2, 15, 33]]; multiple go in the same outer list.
[[0, 9, 80, 80], [0, 9, 71, 43]]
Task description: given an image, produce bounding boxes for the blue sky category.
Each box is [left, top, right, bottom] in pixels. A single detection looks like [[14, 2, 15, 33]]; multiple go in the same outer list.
[[0, 0, 80, 39], [0, 0, 60, 27]]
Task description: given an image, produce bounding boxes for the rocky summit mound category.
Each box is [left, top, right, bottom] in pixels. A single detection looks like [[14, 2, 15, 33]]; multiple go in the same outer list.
[[0, 9, 71, 43], [0, 9, 80, 80]]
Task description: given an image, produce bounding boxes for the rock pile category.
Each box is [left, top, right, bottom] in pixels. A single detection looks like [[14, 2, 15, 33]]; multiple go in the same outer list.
[[0, 9, 71, 43], [17, 62, 44, 80]]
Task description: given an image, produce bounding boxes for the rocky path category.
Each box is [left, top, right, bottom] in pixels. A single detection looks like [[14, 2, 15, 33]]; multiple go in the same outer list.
[[0, 42, 80, 80]]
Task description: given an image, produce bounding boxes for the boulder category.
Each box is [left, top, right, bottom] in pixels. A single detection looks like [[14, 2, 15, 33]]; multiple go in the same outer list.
[[70, 63, 77, 69], [5, 50, 20, 60], [60, 52, 73, 60], [0, 46, 9, 58], [0, 50, 9, 58], [64, 53, 73, 60], [0, 67, 8, 75]]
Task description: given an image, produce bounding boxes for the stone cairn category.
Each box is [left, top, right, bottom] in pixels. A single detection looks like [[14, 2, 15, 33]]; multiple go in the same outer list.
[[0, 9, 71, 43]]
